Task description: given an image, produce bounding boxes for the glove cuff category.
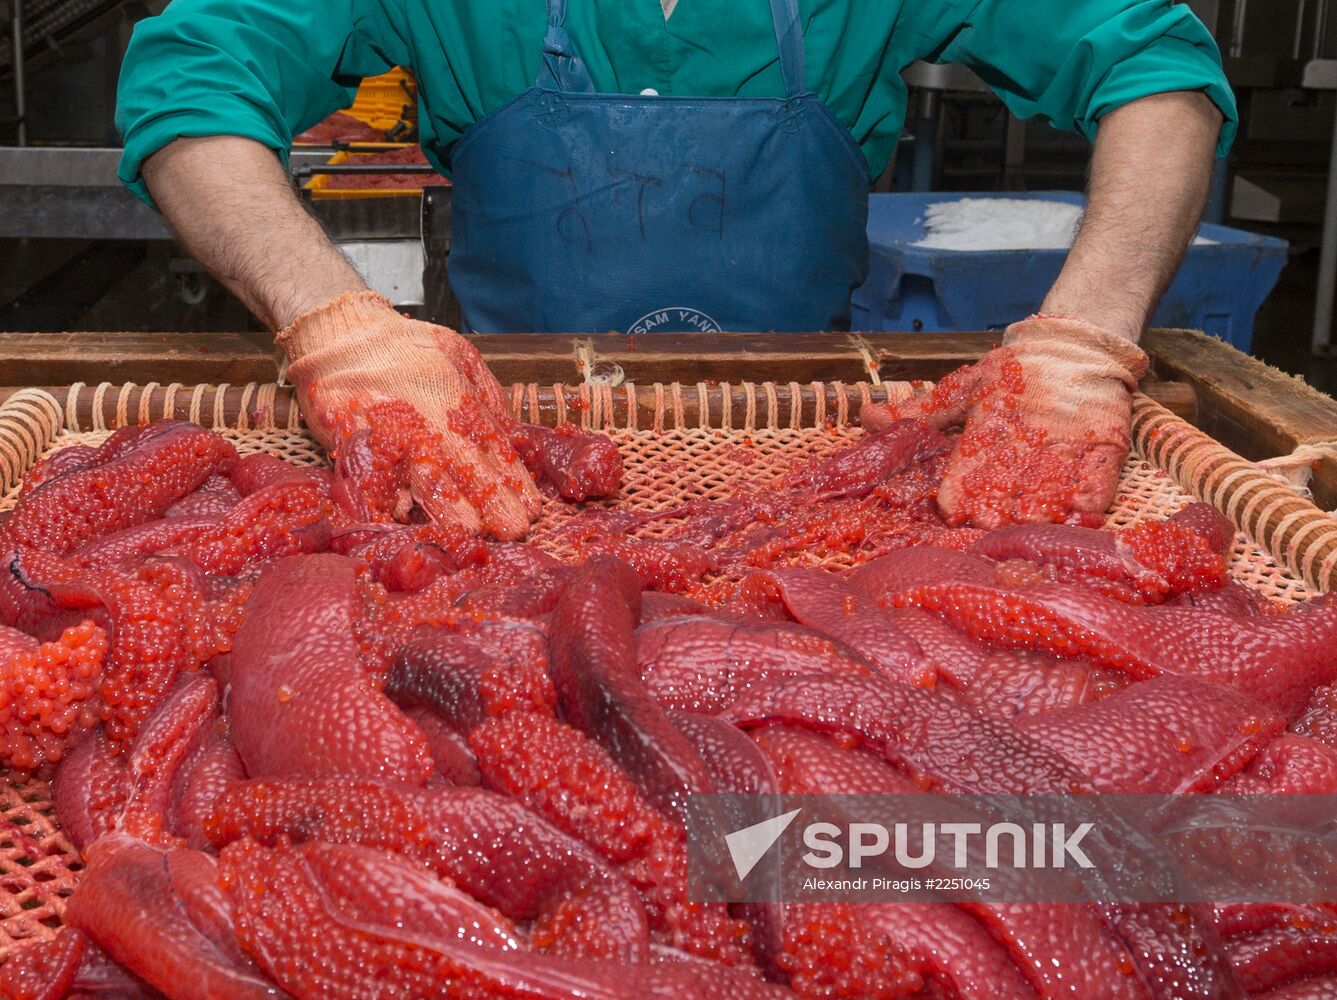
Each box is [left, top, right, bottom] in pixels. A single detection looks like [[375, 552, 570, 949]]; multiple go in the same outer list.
[[275, 290, 398, 360], [1003, 314, 1149, 387]]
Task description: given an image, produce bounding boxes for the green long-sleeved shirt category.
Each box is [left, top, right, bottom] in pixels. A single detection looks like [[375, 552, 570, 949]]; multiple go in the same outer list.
[[115, 0, 1236, 202]]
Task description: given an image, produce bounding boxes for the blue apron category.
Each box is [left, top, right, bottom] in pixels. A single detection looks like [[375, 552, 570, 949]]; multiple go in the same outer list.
[[446, 0, 872, 334]]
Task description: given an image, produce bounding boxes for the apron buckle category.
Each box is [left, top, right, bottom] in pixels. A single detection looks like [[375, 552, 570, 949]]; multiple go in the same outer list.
[[533, 91, 572, 129], [778, 97, 807, 134]]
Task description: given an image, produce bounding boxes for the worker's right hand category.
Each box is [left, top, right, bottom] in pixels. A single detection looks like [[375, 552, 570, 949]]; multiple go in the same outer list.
[[277, 291, 542, 540], [863, 315, 1148, 529]]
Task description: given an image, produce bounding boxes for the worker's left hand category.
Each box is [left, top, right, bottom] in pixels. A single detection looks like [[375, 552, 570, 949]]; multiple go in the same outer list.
[[863, 315, 1148, 528]]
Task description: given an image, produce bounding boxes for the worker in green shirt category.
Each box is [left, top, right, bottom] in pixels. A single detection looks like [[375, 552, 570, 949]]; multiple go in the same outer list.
[[116, 0, 1234, 539]]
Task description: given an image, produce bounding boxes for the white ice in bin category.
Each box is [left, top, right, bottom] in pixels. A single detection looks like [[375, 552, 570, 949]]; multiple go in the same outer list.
[[913, 197, 1214, 251]]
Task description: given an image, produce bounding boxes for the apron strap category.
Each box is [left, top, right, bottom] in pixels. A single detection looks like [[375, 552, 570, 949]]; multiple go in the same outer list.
[[539, 0, 597, 92], [769, 0, 807, 97]]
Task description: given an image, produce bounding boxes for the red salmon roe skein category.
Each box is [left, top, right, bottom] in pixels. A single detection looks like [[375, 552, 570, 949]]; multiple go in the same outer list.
[[511, 422, 624, 501], [387, 627, 557, 726], [470, 710, 756, 968], [174, 481, 334, 576], [894, 583, 1148, 676], [0, 621, 108, 770], [15, 445, 97, 497], [0, 928, 86, 999], [4, 423, 237, 555], [776, 902, 924, 1000]]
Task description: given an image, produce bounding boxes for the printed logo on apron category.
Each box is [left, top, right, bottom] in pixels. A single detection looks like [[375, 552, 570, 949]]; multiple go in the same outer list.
[[627, 307, 723, 335]]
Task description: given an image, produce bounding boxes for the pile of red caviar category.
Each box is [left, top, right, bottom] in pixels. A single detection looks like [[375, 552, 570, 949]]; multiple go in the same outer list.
[[355, 573, 470, 679], [0, 621, 108, 769], [1120, 520, 1227, 599], [326, 399, 435, 520], [327, 399, 531, 526], [95, 560, 241, 745]]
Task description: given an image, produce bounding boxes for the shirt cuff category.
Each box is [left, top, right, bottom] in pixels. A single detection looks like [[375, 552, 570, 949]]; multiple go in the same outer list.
[[118, 108, 292, 207], [1076, 37, 1239, 159]]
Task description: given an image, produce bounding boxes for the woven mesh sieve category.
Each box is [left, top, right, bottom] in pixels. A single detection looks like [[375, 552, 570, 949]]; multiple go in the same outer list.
[[0, 380, 1323, 955]]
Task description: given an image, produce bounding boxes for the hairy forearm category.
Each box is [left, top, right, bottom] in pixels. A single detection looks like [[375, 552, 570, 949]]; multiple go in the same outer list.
[[142, 136, 366, 330], [1041, 91, 1222, 343]]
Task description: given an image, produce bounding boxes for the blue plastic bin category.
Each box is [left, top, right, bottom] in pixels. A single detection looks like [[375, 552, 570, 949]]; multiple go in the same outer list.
[[850, 191, 1288, 352]]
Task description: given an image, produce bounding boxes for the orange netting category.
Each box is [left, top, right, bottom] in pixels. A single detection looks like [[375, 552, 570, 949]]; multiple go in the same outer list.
[[0, 380, 1326, 955]]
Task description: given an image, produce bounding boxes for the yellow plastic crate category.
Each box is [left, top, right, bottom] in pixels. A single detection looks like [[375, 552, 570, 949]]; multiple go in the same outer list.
[[305, 148, 440, 201], [346, 67, 417, 132]]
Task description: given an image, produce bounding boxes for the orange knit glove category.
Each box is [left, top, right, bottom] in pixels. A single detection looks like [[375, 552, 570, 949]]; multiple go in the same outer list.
[[863, 315, 1148, 528], [277, 292, 541, 539]]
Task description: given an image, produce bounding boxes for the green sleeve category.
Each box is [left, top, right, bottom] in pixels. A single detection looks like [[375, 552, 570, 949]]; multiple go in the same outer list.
[[932, 0, 1238, 156], [116, 0, 410, 203]]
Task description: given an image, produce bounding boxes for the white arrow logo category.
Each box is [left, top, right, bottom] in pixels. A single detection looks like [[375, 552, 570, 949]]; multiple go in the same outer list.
[[725, 808, 803, 881]]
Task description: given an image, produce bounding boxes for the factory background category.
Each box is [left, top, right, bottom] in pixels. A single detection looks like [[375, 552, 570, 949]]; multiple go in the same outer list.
[[1, 0, 1334, 386]]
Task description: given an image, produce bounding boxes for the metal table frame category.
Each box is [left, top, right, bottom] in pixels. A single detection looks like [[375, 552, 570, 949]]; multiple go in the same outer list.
[[1307, 58, 1337, 353], [0, 146, 427, 241]]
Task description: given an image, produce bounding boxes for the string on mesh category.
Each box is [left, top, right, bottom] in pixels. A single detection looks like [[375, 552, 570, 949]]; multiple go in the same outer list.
[[1256, 440, 1337, 505]]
